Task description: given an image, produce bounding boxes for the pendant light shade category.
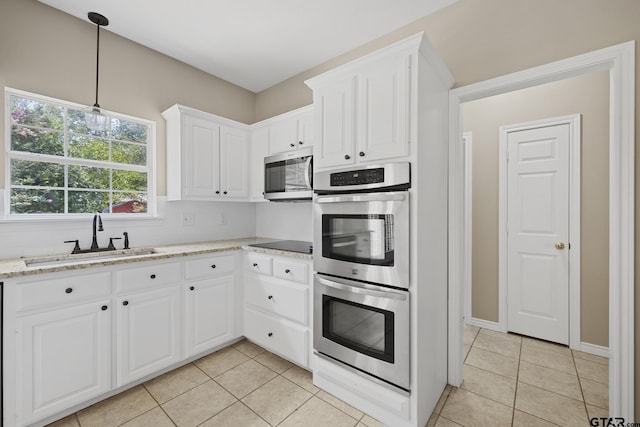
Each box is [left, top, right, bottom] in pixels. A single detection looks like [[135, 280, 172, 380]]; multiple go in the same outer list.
[[85, 12, 109, 132]]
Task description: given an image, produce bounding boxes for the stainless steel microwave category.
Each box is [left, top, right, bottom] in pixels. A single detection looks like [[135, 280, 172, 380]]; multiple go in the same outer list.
[[264, 147, 313, 201]]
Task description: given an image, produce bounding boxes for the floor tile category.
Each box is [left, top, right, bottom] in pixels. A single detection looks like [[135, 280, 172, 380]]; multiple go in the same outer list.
[[144, 363, 209, 403], [278, 396, 359, 427], [465, 347, 519, 379], [425, 413, 438, 427], [434, 416, 464, 427], [433, 384, 452, 414], [462, 364, 516, 406], [473, 332, 521, 359], [233, 339, 267, 358], [463, 344, 471, 361], [360, 414, 383, 427], [440, 388, 512, 427], [581, 377, 609, 409], [161, 380, 236, 427], [520, 344, 576, 375], [518, 361, 582, 401], [512, 409, 558, 427], [254, 351, 294, 373], [463, 324, 480, 346], [242, 376, 312, 425], [120, 407, 175, 427], [194, 346, 250, 378], [76, 385, 157, 427], [586, 404, 609, 420], [522, 337, 572, 356], [572, 349, 609, 366], [316, 390, 364, 420], [199, 401, 269, 427], [47, 414, 79, 427], [575, 358, 608, 384], [214, 359, 278, 398], [478, 329, 522, 344], [515, 382, 588, 427], [282, 365, 320, 394]]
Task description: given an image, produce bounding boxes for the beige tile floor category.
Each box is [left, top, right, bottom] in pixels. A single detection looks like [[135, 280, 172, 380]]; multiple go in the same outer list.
[[427, 325, 609, 427], [47, 339, 384, 427], [47, 327, 608, 427]]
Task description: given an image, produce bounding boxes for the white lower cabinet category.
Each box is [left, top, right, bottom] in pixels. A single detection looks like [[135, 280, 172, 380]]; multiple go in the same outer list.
[[243, 251, 312, 368], [5, 251, 240, 427], [116, 285, 182, 386], [17, 300, 112, 425]]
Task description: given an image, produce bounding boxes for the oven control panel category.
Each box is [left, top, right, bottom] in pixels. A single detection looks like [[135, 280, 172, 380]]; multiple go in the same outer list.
[[330, 168, 385, 186]]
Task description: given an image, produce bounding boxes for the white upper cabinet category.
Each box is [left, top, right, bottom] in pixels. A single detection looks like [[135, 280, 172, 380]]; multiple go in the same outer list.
[[265, 106, 314, 155], [163, 105, 250, 201], [249, 127, 268, 201]]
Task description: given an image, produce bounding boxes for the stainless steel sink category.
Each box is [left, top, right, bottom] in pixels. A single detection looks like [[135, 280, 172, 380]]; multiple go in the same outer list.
[[24, 248, 160, 267]]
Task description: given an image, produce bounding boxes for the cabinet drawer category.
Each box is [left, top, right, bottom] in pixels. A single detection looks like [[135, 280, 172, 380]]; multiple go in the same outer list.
[[245, 253, 272, 276], [185, 254, 235, 279], [273, 259, 309, 284], [117, 262, 181, 292], [17, 272, 111, 313], [245, 277, 308, 325], [244, 307, 308, 367]]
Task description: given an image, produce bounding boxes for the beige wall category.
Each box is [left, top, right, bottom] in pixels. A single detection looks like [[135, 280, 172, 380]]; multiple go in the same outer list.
[[254, 0, 640, 412], [0, 0, 256, 196], [463, 71, 610, 346]]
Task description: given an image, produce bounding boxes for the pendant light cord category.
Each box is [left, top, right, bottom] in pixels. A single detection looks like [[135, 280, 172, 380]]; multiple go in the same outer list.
[[94, 22, 100, 108]]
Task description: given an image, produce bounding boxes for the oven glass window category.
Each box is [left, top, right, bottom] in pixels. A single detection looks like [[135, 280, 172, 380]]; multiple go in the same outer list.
[[265, 157, 310, 193], [322, 295, 394, 363], [322, 214, 394, 265]]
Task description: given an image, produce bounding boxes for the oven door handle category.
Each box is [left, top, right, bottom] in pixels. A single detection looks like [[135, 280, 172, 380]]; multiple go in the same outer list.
[[304, 156, 313, 190], [316, 275, 408, 301], [315, 193, 407, 204]]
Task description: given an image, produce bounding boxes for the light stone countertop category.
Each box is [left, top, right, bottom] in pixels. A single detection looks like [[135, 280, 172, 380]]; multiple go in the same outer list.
[[0, 237, 313, 280]]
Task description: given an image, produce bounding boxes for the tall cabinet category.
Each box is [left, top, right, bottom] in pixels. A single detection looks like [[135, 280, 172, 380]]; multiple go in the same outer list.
[[305, 32, 454, 427]]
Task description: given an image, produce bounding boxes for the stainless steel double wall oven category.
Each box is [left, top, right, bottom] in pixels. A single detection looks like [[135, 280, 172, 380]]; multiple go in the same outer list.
[[313, 163, 411, 392]]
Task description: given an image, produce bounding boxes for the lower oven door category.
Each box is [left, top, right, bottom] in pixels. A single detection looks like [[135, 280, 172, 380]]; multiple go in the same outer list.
[[313, 274, 410, 391]]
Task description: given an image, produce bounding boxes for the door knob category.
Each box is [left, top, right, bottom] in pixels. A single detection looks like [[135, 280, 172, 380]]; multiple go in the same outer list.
[[555, 242, 566, 250]]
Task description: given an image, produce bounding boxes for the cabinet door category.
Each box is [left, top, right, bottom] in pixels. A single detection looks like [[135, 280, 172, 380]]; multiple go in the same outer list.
[[358, 55, 410, 162], [116, 286, 181, 386], [183, 114, 221, 199], [313, 75, 357, 170], [298, 109, 314, 149], [268, 118, 299, 155], [250, 127, 268, 201], [184, 276, 234, 357], [18, 301, 111, 425], [220, 126, 249, 199]]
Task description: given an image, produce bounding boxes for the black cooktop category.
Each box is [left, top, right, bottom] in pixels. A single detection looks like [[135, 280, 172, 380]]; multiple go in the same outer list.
[[249, 240, 313, 255]]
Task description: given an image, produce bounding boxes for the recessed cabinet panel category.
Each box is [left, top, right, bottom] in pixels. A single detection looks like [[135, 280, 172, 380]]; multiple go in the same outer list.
[[116, 286, 181, 386], [268, 119, 299, 154], [18, 301, 111, 425], [220, 126, 249, 198], [183, 115, 220, 198]]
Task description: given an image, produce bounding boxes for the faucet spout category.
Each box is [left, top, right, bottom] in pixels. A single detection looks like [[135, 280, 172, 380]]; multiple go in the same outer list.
[[91, 213, 103, 250]]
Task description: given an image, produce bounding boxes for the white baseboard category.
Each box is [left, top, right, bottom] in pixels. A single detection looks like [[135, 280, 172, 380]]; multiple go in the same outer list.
[[466, 317, 502, 332], [579, 342, 610, 358]]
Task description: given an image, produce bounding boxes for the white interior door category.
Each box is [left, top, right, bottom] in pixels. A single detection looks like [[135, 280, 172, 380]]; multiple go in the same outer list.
[[506, 123, 570, 344]]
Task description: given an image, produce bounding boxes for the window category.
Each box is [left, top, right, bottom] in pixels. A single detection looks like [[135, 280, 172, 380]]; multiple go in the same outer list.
[[5, 88, 155, 218]]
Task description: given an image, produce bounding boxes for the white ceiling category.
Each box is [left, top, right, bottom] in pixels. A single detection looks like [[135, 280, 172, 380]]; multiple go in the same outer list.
[[38, 0, 456, 93]]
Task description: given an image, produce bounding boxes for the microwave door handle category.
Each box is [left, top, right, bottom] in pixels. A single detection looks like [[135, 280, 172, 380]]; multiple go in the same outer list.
[[315, 193, 407, 204], [304, 156, 312, 190], [316, 275, 407, 301]]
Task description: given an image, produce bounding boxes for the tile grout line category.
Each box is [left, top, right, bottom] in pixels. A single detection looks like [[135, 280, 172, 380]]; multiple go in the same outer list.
[[138, 383, 178, 427], [510, 331, 523, 427]]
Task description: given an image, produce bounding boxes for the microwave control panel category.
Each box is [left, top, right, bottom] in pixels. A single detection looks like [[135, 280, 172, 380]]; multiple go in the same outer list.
[[330, 168, 384, 186]]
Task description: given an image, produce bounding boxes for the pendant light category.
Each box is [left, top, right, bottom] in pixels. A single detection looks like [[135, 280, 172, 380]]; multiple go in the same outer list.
[[85, 12, 110, 132]]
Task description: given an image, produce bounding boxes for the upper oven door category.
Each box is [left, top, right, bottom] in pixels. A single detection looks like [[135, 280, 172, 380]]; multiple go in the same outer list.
[[314, 192, 409, 288], [264, 147, 313, 201]]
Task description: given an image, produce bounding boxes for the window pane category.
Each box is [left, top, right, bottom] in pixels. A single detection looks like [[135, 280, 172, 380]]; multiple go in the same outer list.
[[10, 159, 64, 187], [68, 108, 110, 138], [110, 192, 148, 213], [68, 135, 109, 161], [112, 170, 147, 191], [69, 191, 110, 214], [11, 125, 64, 155], [10, 96, 64, 130], [112, 118, 147, 144], [112, 141, 146, 166], [68, 165, 110, 189], [11, 188, 64, 214]]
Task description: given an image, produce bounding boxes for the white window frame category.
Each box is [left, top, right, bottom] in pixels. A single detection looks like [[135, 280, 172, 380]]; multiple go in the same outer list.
[[4, 87, 157, 220]]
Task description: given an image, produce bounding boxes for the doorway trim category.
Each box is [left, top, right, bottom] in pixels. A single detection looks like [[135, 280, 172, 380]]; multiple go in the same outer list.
[[448, 41, 635, 419], [462, 132, 473, 325], [498, 115, 581, 350]]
